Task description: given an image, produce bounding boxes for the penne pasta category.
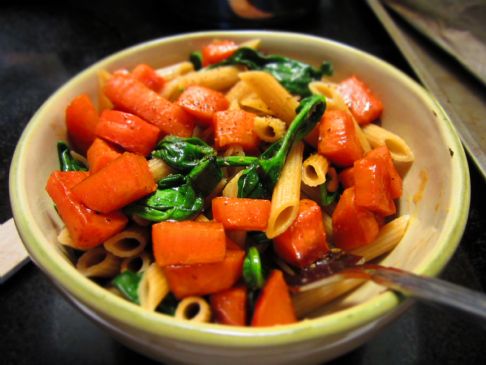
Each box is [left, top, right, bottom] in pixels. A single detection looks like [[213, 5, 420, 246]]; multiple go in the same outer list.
[[240, 93, 274, 115], [76, 247, 120, 278], [156, 61, 194, 81], [266, 142, 304, 238], [352, 117, 372, 153], [57, 226, 74, 248], [239, 71, 299, 124], [253, 116, 286, 143], [322, 211, 333, 239], [162, 66, 241, 101], [301, 154, 329, 187], [222, 170, 244, 198], [225, 80, 253, 103], [120, 251, 151, 273], [148, 157, 171, 182], [350, 215, 410, 261], [138, 263, 170, 311], [174, 296, 212, 323], [309, 81, 348, 112], [362, 124, 415, 163], [194, 213, 210, 222], [104, 226, 148, 258], [238, 38, 261, 49]]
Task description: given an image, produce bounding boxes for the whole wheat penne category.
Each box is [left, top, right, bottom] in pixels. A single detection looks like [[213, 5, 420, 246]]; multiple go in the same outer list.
[[148, 158, 171, 182], [266, 142, 304, 238], [120, 251, 151, 273], [239, 71, 299, 124], [104, 226, 148, 258], [76, 247, 120, 278], [253, 116, 286, 143], [301, 154, 329, 187], [222, 170, 245, 198], [162, 66, 240, 100], [156, 61, 194, 81], [174, 296, 212, 323], [362, 124, 415, 163], [138, 263, 170, 311]]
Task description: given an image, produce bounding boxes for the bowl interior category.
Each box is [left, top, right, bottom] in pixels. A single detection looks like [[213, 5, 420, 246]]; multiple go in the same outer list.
[[9, 31, 470, 347]]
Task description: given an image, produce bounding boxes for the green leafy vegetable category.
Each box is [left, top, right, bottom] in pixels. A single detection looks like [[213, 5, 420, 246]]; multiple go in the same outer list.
[[187, 156, 223, 196], [125, 174, 204, 222], [243, 246, 265, 291], [157, 293, 179, 316], [57, 141, 87, 172], [112, 271, 142, 304], [319, 183, 340, 206], [152, 136, 216, 172], [189, 50, 203, 71], [211, 47, 333, 97], [238, 95, 326, 198]]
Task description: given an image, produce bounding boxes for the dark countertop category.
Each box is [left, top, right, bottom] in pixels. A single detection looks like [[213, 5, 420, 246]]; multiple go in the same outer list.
[[1, 1, 485, 364]]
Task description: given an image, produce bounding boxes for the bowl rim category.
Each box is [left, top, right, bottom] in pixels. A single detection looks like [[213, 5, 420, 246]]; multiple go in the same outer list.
[[9, 30, 470, 347]]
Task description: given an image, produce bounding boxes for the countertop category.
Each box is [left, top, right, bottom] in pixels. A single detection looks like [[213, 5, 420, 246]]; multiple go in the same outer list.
[[1, 1, 485, 364]]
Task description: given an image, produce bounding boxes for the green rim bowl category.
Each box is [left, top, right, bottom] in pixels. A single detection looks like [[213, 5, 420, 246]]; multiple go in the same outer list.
[[9, 31, 470, 365]]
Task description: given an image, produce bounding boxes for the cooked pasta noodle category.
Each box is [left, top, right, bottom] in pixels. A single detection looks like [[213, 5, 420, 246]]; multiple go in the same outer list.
[[148, 158, 171, 181], [322, 211, 333, 239], [253, 116, 286, 142], [301, 154, 329, 187], [238, 38, 261, 49], [120, 251, 151, 273], [103, 226, 148, 258], [352, 118, 372, 153], [174, 296, 212, 323], [222, 170, 244, 198], [266, 142, 304, 238], [194, 213, 210, 222], [76, 247, 120, 278], [162, 66, 240, 100], [350, 215, 410, 261], [240, 93, 274, 115], [138, 263, 170, 311], [362, 124, 415, 163], [156, 61, 194, 81], [239, 71, 299, 124], [309, 81, 348, 111], [57, 226, 74, 247], [225, 80, 253, 103]]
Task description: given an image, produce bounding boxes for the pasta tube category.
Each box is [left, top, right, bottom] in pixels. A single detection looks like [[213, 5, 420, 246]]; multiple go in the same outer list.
[[362, 124, 415, 163], [162, 66, 240, 100], [104, 226, 148, 258], [156, 61, 194, 81], [266, 142, 304, 238], [174, 296, 212, 323], [76, 247, 120, 278], [138, 263, 170, 311], [253, 116, 286, 143], [239, 71, 299, 124], [148, 157, 171, 182], [301, 154, 329, 187], [120, 251, 151, 273]]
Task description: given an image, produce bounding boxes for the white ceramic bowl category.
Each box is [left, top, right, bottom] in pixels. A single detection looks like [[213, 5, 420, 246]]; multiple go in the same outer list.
[[9, 31, 470, 365]]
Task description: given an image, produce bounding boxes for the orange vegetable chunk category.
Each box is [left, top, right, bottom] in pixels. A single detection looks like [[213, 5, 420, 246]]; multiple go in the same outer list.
[[318, 109, 364, 167], [338, 167, 355, 188], [131, 63, 165, 92], [71, 152, 156, 213], [354, 156, 396, 216], [213, 109, 259, 151], [251, 270, 297, 327], [153, 221, 226, 266], [210, 285, 248, 326], [177, 86, 229, 125], [45, 171, 127, 249], [86, 138, 122, 174], [332, 187, 380, 250], [96, 110, 160, 156], [104, 73, 195, 137], [201, 39, 238, 67], [65, 94, 99, 154], [163, 248, 244, 299], [337, 75, 384, 125], [273, 199, 329, 268], [212, 197, 271, 231], [365, 146, 402, 199]]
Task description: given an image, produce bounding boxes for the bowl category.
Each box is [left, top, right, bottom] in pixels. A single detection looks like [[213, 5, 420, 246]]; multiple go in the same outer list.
[[9, 31, 470, 364]]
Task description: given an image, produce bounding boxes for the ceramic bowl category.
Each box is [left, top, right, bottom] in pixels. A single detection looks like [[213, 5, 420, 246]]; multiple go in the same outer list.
[[9, 31, 470, 365]]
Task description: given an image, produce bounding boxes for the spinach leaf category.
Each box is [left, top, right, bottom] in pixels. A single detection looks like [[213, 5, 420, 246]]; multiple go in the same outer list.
[[57, 141, 87, 172], [212, 47, 333, 97], [238, 95, 326, 198], [319, 183, 340, 206], [243, 246, 265, 291], [112, 271, 142, 304], [189, 51, 203, 71], [187, 156, 223, 196], [125, 174, 204, 222], [152, 136, 216, 172]]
